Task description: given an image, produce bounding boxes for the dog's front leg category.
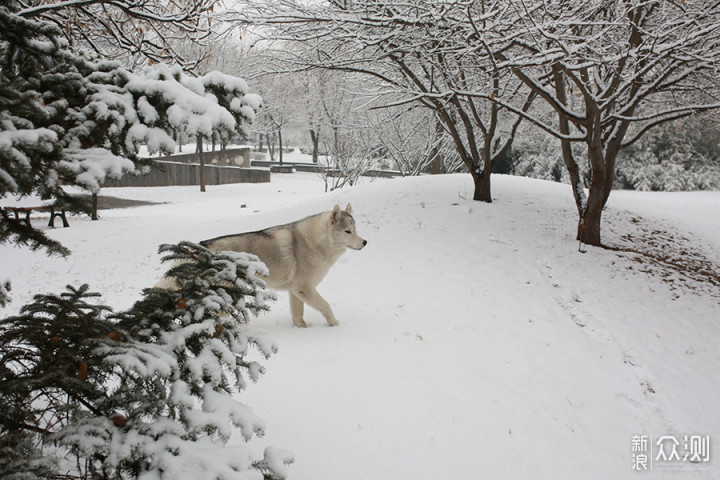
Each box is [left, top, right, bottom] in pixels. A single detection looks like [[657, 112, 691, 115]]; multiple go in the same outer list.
[[289, 292, 308, 328], [295, 287, 339, 326]]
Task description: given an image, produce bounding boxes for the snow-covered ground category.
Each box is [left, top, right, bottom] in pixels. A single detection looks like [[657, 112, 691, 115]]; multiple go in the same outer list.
[[2, 172, 718, 479]]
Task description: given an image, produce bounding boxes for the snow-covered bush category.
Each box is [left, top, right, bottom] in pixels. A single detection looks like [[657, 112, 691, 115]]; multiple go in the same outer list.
[[616, 118, 720, 191], [0, 242, 292, 480], [510, 133, 565, 183], [508, 130, 590, 186], [508, 117, 720, 192]]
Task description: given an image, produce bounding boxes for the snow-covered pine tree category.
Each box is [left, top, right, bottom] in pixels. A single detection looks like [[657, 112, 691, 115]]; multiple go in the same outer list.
[[0, 0, 146, 256], [2, 2, 280, 478], [1, 2, 95, 256], [1, 1, 262, 258], [0, 243, 293, 480], [0, 284, 118, 479], [201, 71, 263, 146]]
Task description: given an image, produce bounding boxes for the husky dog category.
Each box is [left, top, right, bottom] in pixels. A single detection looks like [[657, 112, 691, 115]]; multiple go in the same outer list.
[[199, 204, 366, 328]]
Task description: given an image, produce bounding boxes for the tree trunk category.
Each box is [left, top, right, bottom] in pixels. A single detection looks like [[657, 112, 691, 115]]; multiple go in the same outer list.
[[266, 132, 275, 161], [431, 150, 442, 175], [278, 127, 283, 165], [310, 129, 320, 163], [473, 172, 492, 202], [578, 146, 616, 246], [197, 136, 206, 192], [578, 204, 602, 247], [430, 121, 443, 175], [91, 193, 98, 221]]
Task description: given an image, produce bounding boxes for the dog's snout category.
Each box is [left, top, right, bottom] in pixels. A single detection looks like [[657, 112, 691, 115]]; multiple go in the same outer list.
[[362, 239, 368, 247]]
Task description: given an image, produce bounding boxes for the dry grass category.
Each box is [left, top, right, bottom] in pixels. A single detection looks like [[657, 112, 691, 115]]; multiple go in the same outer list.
[[603, 213, 720, 300]]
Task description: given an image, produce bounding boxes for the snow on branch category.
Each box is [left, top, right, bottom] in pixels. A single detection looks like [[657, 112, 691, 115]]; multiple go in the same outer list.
[[60, 147, 135, 193], [18, 0, 218, 68]]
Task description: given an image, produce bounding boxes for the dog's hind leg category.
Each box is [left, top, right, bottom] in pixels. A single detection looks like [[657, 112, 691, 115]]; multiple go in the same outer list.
[[294, 287, 339, 327], [289, 292, 309, 328]]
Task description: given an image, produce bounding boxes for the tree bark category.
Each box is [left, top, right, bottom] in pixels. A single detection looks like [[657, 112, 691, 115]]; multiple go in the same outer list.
[[578, 145, 618, 246], [310, 129, 320, 163], [91, 193, 98, 221], [430, 121, 443, 174], [278, 127, 284, 165], [579, 204, 602, 247], [197, 136, 206, 192], [473, 172, 492, 202]]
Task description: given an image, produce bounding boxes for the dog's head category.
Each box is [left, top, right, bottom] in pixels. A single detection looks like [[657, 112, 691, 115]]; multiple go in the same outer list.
[[330, 204, 367, 251]]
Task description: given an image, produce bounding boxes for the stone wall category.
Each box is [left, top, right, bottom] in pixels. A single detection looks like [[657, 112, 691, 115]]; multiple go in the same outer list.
[[104, 160, 269, 187]]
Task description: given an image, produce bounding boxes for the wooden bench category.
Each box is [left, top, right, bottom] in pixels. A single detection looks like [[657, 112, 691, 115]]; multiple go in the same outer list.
[[270, 165, 295, 173], [1, 205, 70, 228]]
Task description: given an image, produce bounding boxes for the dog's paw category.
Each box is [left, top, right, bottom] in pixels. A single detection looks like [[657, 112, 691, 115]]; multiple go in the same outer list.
[[326, 318, 339, 327], [293, 318, 309, 328]]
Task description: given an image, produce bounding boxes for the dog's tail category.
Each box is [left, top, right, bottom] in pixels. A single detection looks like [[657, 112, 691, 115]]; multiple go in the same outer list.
[[154, 274, 179, 290], [153, 259, 187, 291]]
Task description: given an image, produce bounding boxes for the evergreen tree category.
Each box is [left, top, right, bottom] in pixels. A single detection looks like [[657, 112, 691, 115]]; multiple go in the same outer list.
[[2, 2, 282, 478], [1, 1, 261, 257], [0, 242, 292, 479], [1, 1, 99, 255]]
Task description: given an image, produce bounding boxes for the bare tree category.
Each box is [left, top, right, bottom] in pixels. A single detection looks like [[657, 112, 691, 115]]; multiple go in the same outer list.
[[374, 107, 459, 176], [17, 0, 217, 69], [315, 73, 376, 190], [482, 0, 720, 246], [251, 85, 293, 163], [297, 68, 332, 164], [229, 0, 535, 202]]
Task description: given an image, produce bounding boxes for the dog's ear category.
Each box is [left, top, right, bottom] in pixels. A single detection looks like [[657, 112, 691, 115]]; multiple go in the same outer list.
[[345, 203, 352, 214], [331, 204, 341, 224]]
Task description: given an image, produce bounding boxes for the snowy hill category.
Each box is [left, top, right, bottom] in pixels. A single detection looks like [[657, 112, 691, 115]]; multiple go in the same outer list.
[[2, 173, 718, 479]]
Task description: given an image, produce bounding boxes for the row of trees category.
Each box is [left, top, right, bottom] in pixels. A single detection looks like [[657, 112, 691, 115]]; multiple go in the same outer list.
[[201, 40, 463, 176], [229, 0, 720, 246], [6, 0, 717, 248], [206, 41, 720, 195]]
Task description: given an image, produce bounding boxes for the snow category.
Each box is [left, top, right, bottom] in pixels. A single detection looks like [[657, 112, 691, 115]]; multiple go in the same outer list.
[[137, 96, 160, 123], [60, 147, 136, 193], [125, 124, 176, 155], [1, 172, 719, 479], [0, 127, 58, 185], [201, 71, 250, 94], [242, 93, 263, 111], [608, 189, 720, 263]]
